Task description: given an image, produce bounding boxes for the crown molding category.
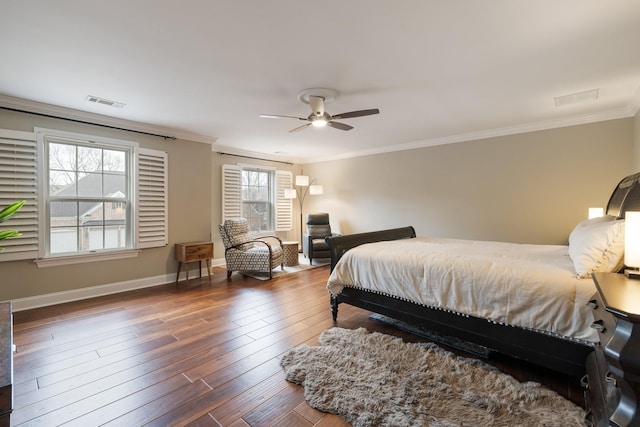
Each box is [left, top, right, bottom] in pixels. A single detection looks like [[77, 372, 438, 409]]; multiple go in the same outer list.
[[213, 145, 302, 165], [0, 94, 218, 144], [3, 93, 635, 166], [305, 105, 636, 164]]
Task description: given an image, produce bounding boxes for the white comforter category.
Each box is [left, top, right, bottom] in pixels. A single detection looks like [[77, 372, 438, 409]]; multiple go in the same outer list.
[[326, 237, 598, 343]]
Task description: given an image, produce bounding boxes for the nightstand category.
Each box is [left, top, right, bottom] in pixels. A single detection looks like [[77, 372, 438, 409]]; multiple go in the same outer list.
[[585, 272, 640, 427], [175, 242, 213, 284]]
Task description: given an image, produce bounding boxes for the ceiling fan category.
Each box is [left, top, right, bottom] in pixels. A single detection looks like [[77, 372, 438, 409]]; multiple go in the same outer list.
[[259, 88, 380, 133]]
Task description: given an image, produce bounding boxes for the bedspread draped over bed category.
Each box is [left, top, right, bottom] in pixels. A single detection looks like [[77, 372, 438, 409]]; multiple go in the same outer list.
[[326, 237, 599, 343]]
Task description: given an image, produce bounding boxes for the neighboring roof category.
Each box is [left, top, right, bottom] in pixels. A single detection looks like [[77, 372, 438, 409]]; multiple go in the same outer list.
[[50, 173, 126, 218]]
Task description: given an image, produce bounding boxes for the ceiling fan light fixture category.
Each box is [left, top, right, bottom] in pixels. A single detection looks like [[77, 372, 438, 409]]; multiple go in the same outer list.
[[261, 88, 379, 133]]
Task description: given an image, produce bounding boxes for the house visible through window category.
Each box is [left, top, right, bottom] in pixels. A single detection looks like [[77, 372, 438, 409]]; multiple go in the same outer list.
[[47, 141, 130, 254], [45, 137, 134, 256]]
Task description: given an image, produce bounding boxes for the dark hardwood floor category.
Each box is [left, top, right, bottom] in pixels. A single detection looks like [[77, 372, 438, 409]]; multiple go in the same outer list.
[[11, 264, 585, 426]]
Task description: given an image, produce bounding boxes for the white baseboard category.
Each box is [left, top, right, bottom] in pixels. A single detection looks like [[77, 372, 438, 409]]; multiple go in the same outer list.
[[11, 257, 227, 312]]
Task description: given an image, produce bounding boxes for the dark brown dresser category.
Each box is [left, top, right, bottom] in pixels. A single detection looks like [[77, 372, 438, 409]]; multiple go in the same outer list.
[[0, 302, 12, 427], [586, 273, 640, 427]]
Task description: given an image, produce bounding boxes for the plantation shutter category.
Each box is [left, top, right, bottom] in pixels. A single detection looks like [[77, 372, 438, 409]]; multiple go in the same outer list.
[[221, 164, 241, 222], [275, 170, 293, 231], [136, 148, 168, 248], [0, 130, 39, 261]]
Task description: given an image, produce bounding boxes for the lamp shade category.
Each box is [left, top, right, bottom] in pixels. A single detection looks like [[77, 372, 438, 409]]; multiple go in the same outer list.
[[625, 211, 640, 268], [588, 207, 604, 219], [309, 185, 323, 195], [283, 188, 296, 199], [295, 175, 309, 186]]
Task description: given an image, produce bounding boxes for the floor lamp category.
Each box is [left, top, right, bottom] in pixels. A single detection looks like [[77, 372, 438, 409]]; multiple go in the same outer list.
[[284, 175, 323, 250]]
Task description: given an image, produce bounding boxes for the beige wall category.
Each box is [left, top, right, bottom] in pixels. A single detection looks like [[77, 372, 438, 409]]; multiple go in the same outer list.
[[0, 109, 212, 302], [0, 108, 636, 306], [302, 118, 634, 245]]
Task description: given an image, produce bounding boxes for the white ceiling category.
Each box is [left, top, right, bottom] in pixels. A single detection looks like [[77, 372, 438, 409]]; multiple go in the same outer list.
[[1, 1, 640, 164]]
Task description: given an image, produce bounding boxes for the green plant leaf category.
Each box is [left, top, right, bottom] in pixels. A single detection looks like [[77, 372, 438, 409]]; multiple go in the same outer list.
[[0, 230, 21, 240], [0, 200, 25, 224]]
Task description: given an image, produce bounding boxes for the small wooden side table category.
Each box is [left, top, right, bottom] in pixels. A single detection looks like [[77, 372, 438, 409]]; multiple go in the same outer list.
[[282, 241, 299, 266], [175, 242, 213, 284]]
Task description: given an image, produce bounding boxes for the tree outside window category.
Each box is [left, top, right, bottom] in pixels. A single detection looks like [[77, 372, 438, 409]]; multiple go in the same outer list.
[[47, 140, 131, 255]]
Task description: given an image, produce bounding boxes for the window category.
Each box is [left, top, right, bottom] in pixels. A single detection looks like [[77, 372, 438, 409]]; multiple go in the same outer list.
[[222, 164, 292, 232], [241, 168, 272, 232], [0, 127, 168, 264], [45, 138, 133, 255]]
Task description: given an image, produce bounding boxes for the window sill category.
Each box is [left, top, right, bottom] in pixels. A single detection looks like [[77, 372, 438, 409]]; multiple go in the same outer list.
[[34, 249, 141, 268]]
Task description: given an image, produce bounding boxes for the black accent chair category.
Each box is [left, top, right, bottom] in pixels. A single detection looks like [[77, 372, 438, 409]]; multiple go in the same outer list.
[[302, 213, 339, 265]]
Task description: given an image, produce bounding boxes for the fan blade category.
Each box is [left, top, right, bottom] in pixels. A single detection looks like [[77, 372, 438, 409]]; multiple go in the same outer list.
[[330, 108, 380, 120], [308, 95, 325, 117], [289, 123, 312, 133], [259, 114, 307, 121], [327, 121, 353, 131]]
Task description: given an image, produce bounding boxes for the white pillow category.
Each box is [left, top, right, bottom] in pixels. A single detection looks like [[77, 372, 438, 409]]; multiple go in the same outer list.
[[568, 216, 625, 278]]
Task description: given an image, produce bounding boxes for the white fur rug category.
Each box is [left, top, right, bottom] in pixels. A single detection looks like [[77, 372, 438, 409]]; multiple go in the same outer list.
[[280, 327, 585, 427]]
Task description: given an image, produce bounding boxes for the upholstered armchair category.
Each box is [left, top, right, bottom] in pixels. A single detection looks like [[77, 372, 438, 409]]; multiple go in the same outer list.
[[302, 213, 339, 265], [218, 218, 284, 279]]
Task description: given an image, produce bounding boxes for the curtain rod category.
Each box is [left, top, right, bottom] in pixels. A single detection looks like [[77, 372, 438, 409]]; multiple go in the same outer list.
[[0, 106, 177, 140], [217, 151, 293, 165]]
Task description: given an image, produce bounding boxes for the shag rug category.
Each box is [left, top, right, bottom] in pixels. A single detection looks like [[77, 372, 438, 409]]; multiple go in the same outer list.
[[280, 327, 586, 427]]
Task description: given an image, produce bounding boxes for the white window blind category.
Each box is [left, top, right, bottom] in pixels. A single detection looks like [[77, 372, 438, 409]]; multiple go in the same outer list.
[[275, 170, 293, 231], [221, 164, 293, 231], [136, 148, 168, 248], [221, 164, 242, 223], [0, 130, 39, 261], [0, 127, 170, 262]]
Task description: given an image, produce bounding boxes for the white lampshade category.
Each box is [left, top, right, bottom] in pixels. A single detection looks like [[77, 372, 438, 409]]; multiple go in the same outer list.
[[283, 188, 296, 199], [309, 185, 323, 195], [295, 175, 309, 186], [625, 211, 640, 268], [588, 207, 604, 219]]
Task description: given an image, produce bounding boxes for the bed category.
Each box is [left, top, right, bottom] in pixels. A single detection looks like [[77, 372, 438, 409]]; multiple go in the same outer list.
[[326, 172, 640, 378]]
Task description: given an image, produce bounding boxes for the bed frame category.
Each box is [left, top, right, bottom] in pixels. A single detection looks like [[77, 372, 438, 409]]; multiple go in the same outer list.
[[326, 172, 640, 378]]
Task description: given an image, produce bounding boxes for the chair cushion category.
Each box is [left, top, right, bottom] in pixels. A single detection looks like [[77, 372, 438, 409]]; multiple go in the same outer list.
[[311, 238, 329, 251], [308, 224, 331, 238], [220, 218, 253, 250], [307, 213, 329, 225]]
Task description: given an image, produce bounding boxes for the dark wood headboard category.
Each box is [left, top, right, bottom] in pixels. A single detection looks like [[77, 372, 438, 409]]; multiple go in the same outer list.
[[606, 172, 640, 219], [325, 226, 416, 271]]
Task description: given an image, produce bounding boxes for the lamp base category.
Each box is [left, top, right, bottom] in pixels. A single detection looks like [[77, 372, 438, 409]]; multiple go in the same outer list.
[[624, 268, 640, 280]]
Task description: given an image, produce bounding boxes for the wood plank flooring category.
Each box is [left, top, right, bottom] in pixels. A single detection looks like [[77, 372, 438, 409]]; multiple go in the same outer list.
[[11, 264, 585, 426]]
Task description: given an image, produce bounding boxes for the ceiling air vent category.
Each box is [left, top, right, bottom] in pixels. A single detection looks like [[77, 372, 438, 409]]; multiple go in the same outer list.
[[554, 89, 599, 107], [85, 95, 125, 108]]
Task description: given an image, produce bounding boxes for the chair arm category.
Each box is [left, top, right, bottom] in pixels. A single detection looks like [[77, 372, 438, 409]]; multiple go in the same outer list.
[[229, 238, 277, 250], [253, 234, 283, 246], [302, 234, 313, 255], [226, 239, 275, 262]]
